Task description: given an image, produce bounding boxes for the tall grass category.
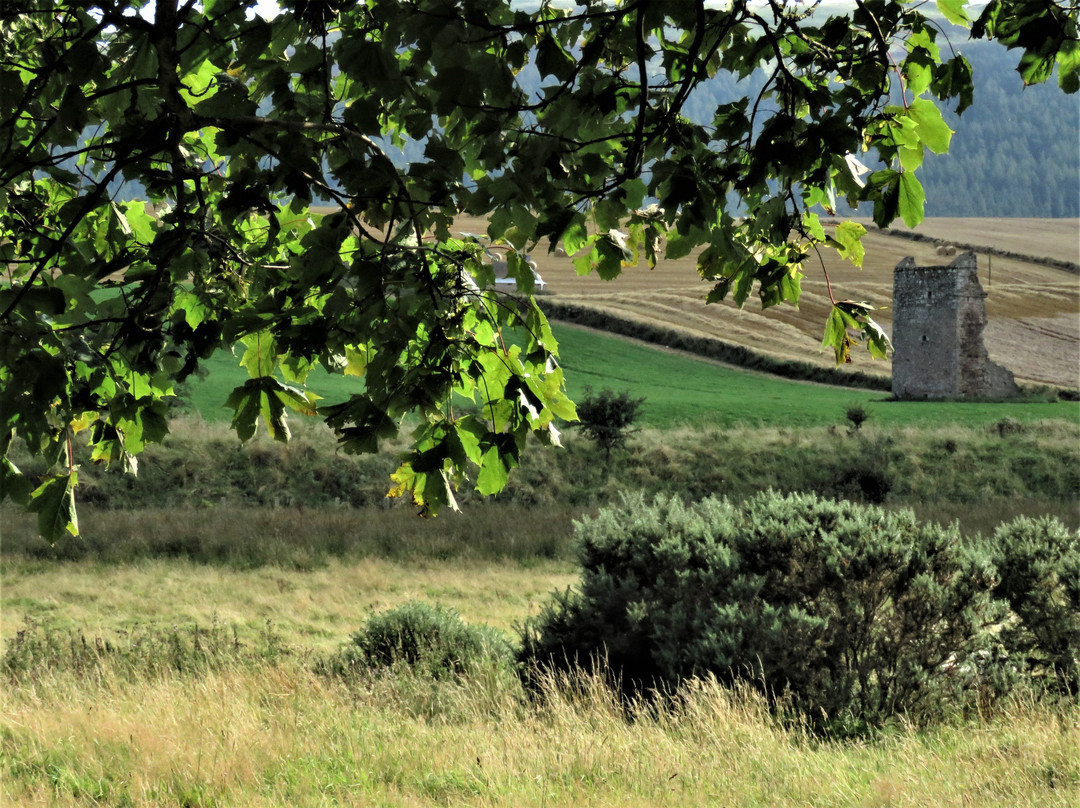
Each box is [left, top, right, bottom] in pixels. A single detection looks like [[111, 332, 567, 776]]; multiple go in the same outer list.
[[0, 503, 578, 568], [2, 653, 1076, 807]]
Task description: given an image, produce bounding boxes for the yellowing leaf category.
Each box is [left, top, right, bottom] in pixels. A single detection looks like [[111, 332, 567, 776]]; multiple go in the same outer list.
[[69, 412, 98, 434]]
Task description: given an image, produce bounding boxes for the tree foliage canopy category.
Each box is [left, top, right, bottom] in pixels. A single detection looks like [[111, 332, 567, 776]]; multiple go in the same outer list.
[[1, 0, 1076, 539]]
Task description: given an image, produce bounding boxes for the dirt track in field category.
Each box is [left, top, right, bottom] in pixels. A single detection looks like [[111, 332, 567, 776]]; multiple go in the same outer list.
[[459, 216, 1079, 389]]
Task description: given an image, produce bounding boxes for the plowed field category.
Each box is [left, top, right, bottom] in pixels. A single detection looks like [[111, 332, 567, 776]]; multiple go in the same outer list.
[[462, 216, 1079, 389]]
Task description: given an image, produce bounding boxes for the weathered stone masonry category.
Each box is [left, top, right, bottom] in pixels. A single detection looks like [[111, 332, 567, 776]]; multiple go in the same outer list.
[[892, 252, 1018, 400]]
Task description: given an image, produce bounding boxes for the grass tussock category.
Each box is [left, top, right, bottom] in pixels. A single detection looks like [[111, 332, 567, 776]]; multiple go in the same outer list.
[[2, 651, 1077, 807]]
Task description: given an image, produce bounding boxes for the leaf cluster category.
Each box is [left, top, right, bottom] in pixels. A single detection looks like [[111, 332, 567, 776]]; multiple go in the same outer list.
[[1, 1, 1075, 540]]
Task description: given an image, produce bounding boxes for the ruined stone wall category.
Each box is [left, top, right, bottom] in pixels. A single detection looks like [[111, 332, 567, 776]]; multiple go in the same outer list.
[[892, 253, 1018, 400]]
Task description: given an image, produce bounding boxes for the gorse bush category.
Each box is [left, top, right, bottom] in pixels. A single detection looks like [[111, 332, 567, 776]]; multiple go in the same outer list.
[[332, 602, 513, 679], [989, 516, 1080, 693], [519, 491, 996, 735]]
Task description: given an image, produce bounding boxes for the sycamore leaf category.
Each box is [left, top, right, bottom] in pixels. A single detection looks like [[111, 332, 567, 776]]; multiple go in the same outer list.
[[831, 221, 867, 268], [69, 412, 98, 434], [822, 307, 853, 364], [29, 472, 79, 542], [936, 0, 971, 27], [862, 316, 893, 360], [388, 462, 421, 503], [476, 445, 509, 496], [562, 217, 590, 256], [224, 381, 262, 442], [907, 98, 953, 154], [843, 154, 870, 188], [1, 457, 34, 505], [274, 383, 319, 416], [897, 172, 926, 228], [239, 333, 277, 379]]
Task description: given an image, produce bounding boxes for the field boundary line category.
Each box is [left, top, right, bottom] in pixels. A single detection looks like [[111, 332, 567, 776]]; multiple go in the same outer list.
[[863, 225, 1080, 273], [539, 300, 893, 391]]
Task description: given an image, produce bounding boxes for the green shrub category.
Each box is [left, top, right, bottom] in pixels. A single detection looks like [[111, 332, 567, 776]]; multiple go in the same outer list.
[[519, 491, 995, 735], [844, 403, 870, 432], [989, 516, 1080, 693], [332, 602, 512, 679], [575, 387, 645, 460]]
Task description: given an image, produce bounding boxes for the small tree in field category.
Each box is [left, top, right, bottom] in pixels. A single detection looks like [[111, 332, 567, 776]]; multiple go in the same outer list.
[[845, 404, 870, 432], [576, 388, 645, 461]]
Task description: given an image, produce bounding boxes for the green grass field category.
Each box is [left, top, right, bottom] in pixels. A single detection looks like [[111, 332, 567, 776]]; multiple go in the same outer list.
[[181, 321, 1079, 430], [5, 326, 1079, 807]]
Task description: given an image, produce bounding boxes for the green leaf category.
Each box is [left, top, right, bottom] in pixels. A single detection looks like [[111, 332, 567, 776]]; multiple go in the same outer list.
[[1018, 51, 1055, 87], [831, 221, 867, 268], [224, 382, 262, 442], [897, 172, 926, 228], [476, 445, 509, 496], [260, 383, 290, 443], [1, 457, 34, 505], [562, 216, 590, 256], [936, 0, 972, 27], [862, 316, 892, 361], [1058, 43, 1080, 94], [907, 98, 953, 154], [29, 472, 79, 542], [239, 333, 277, 379], [273, 383, 319, 417], [822, 306, 851, 365]]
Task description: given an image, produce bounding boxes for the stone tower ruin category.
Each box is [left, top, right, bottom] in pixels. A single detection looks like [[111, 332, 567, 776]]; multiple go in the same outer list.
[[892, 252, 1018, 400]]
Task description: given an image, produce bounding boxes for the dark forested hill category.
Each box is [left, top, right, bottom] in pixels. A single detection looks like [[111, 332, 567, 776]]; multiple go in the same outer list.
[[916, 41, 1079, 217]]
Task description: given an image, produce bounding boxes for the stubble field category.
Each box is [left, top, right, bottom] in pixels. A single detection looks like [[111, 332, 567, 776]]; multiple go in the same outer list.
[[477, 215, 1080, 389]]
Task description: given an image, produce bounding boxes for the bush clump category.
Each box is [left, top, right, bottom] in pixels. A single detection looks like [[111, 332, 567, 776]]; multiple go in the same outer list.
[[519, 491, 995, 735], [332, 602, 512, 679], [575, 387, 645, 460], [989, 516, 1080, 693]]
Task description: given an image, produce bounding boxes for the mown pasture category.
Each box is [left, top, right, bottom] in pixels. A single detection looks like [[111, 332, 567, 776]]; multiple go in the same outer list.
[[517, 215, 1080, 390], [180, 320, 1079, 431]]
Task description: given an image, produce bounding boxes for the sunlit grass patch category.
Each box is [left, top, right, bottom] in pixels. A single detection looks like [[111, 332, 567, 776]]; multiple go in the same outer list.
[[2, 656, 1076, 807]]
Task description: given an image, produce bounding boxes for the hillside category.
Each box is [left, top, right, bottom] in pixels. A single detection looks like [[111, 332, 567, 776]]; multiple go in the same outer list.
[[509, 217, 1080, 390]]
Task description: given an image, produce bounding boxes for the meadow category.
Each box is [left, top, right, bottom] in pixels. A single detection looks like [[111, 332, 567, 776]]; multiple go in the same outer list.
[[3, 546, 1078, 808], [3, 223, 1079, 806]]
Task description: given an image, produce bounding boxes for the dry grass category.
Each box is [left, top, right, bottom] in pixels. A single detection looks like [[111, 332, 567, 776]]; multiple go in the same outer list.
[[3, 659, 1076, 807], [456, 214, 1080, 389], [3, 551, 1078, 806], [0, 558, 576, 653]]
